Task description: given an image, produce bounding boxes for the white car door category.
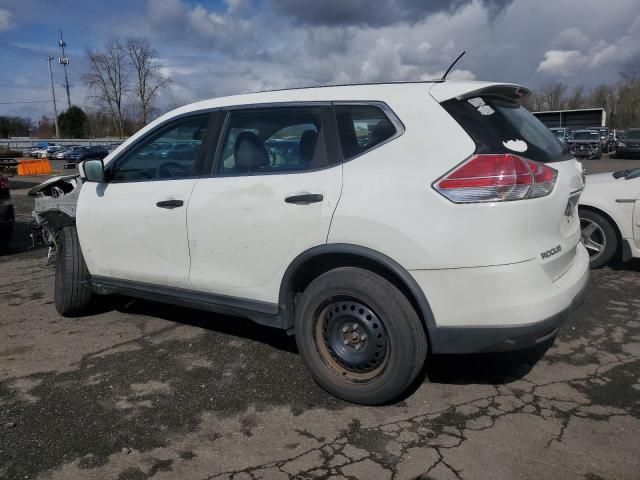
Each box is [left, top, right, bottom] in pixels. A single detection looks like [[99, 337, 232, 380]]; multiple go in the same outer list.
[[77, 113, 213, 288], [187, 105, 342, 304]]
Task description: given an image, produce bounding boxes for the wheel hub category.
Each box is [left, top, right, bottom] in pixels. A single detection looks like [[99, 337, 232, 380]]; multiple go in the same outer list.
[[321, 300, 388, 374]]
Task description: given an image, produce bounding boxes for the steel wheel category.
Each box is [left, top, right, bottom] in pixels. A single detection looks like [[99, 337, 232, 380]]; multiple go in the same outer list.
[[581, 217, 606, 261], [314, 298, 389, 383]]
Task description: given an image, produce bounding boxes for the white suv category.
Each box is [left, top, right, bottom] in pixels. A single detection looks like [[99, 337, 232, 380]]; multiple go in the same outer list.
[[56, 81, 589, 405]]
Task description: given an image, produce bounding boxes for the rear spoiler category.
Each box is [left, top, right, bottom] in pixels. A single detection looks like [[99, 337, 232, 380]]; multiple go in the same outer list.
[[429, 82, 531, 104]]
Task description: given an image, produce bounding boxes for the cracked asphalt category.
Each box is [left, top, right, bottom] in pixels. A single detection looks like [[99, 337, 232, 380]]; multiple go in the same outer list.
[[1, 158, 640, 480]]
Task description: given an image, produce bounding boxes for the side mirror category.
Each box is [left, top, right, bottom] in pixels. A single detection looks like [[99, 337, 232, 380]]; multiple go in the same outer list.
[[80, 159, 105, 183]]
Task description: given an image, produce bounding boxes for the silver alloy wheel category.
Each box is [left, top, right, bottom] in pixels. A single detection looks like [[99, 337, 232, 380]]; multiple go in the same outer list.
[[581, 218, 606, 260]]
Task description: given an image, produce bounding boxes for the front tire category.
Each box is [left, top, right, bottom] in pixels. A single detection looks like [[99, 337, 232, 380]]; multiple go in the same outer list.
[[294, 267, 428, 405], [54, 225, 95, 316], [580, 209, 618, 268]]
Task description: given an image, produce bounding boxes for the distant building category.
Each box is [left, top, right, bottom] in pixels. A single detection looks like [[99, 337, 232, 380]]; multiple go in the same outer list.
[[533, 108, 606, 129]]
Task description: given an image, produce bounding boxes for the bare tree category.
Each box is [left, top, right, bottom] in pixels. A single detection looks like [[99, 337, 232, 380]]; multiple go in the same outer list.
[[84, 38, 129, 138], [619, 63, 640, 84], [125, 37, 171, 126], [566, 85, 586, 109], [539, 81, 567, 110]]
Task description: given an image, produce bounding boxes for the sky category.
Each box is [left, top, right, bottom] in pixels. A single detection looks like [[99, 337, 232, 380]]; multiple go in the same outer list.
[[0, 0, 639, 121]]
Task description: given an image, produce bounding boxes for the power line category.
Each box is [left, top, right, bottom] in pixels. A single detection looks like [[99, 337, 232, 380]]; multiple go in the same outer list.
[[0, 100, 53, 105]]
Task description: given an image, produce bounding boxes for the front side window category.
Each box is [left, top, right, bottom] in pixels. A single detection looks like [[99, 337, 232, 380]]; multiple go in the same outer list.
[[335, 105, 397, 160], [216, 107, 328, 175], [110, 114, 209, 182]]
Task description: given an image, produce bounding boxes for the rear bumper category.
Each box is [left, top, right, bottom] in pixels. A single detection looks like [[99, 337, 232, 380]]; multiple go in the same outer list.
[[428, 283, 586, 353], [411, 243, 590, 354]]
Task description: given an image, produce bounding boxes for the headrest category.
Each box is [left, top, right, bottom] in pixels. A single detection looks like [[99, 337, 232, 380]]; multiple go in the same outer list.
[[234, 131, 269, 169], [371, 120, 395, 144]]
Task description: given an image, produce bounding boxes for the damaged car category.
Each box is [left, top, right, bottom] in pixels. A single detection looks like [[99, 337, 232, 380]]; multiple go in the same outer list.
[[30, 80, 590, 405], [568, 130, 602, 159], [29, 175, 81, 263]]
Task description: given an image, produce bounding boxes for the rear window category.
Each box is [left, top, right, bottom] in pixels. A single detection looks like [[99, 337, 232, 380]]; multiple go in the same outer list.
[[335, 105, 398, 160], [442, 96, 570, 163]]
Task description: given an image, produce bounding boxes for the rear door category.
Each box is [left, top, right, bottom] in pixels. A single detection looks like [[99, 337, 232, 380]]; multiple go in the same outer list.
[[77, 112, 215, 288], [187, 105, 342, 304]]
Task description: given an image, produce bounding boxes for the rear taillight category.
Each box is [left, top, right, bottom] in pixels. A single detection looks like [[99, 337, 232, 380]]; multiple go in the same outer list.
[[434, 154, 557, 203], [0, 176, 8, 190]]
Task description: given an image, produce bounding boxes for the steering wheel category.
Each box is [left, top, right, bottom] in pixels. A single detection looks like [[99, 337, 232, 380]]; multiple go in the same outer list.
[[158, 162, 191, 179]]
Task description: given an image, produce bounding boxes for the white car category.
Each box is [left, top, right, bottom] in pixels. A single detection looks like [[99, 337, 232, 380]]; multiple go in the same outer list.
[[579, 168, 640, 267], [30, 148, 49, 159], [52, 81, 589, 404]]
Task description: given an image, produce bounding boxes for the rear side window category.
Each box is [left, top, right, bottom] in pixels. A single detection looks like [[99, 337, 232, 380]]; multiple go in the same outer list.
[[442, 96, 570, 163], [335, 105, 397, 160], [216, 107, 331, 175]]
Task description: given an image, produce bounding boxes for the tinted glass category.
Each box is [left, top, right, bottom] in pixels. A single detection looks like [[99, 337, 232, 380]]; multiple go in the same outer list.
[[217, 107, 327, 175], [443, 96, 570, 163], [111, 114, 208, 182], [620, 129, 640, 139], [335, 105, 397, 160]]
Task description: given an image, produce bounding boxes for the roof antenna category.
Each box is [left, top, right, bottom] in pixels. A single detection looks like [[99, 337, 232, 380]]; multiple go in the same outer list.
[[441, 51, 466, 81]]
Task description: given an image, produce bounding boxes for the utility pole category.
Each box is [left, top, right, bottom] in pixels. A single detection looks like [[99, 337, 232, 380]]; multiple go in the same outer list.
[[58, 30, 71, 109], [47, 56, 60, 139]]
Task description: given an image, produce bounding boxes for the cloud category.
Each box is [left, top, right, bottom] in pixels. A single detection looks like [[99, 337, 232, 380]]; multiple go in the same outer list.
[[147, 0, 259, 56], [537, 14, 640, 77], [551, 28, 591, 50], [269, 0, 512, 26], [3, 0, 640, 121], [0, 7, 13, 31], [537, 50, 588, 76]]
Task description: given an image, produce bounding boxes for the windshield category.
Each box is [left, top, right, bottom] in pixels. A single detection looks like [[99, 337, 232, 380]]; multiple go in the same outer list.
[[572, 131, 599, 140], [619, 129, 640, 139], [626, 168, 640, 179]]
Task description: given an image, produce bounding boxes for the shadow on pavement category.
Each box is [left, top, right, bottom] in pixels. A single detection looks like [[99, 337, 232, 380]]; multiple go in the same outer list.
[[107, 295, 547, 390], [113, 298, 299, 354], [608, 257, 640, 272]]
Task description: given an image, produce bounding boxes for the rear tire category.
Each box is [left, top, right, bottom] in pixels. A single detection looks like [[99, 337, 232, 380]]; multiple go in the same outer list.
[[54, 225, 95, 316], [580, 209, 618, 268], [294, 267, 428, 405]]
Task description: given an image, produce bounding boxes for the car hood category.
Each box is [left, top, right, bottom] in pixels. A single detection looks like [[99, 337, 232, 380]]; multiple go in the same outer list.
[[28, 175, 79, 196], [619, 137, 640, 143]]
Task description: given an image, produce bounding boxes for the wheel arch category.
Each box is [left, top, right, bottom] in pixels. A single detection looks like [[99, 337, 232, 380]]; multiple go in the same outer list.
[[578, 204, 623, 244], [278, 244, 436, 338]]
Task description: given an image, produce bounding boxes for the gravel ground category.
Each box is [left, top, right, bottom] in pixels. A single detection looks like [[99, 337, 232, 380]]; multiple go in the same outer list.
[[1, 155, 639, 480]]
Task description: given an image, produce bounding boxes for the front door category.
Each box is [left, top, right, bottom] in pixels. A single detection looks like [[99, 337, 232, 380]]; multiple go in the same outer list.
[[77, 113, 212, 288]]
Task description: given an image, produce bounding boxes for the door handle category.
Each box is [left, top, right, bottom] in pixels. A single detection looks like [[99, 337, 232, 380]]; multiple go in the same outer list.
[[284, 193, 324, 205], [156, 199, 184, 209]]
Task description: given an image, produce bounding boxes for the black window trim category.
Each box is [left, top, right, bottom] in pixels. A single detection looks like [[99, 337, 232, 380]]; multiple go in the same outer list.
[[105, 108, 219, 184], [209, 102, 339, 178], [331, 100, 405, 164]]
